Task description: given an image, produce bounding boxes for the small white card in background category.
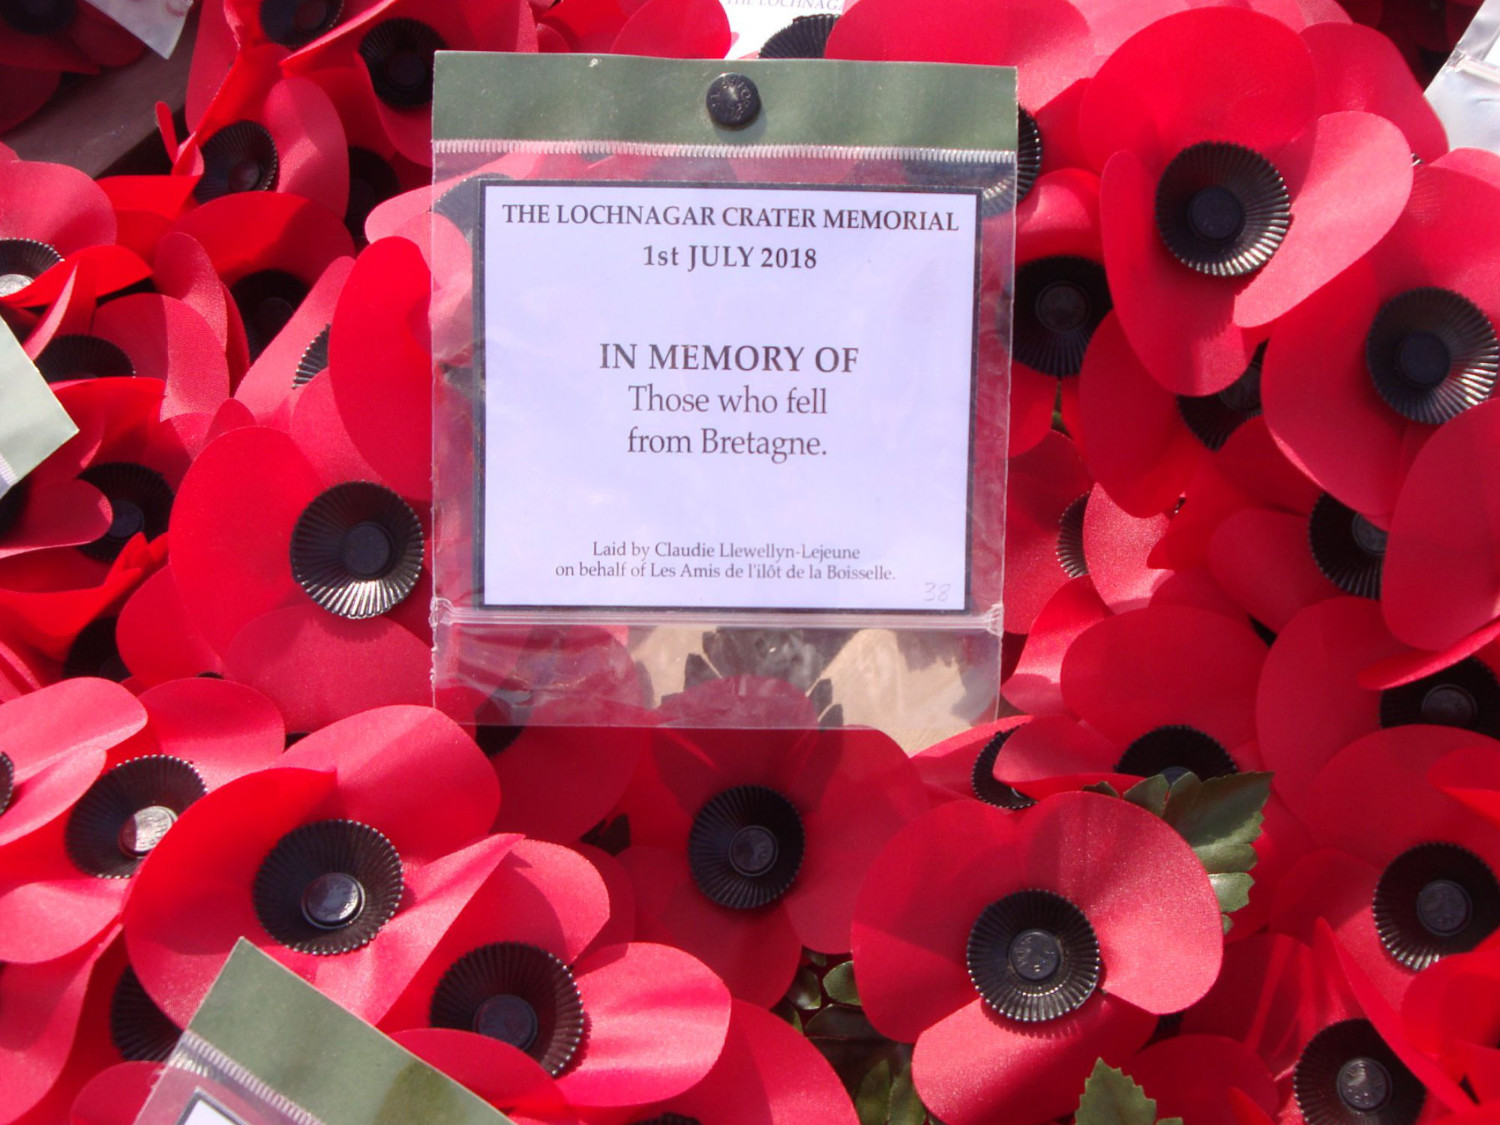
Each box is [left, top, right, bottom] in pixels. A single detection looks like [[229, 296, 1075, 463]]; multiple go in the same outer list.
[[175, 1093, 249, 1125], [0, 319, 76, 497], [82, 0, 192, 59], [480, 181, 980, 615], [721, 0, 841, 55]]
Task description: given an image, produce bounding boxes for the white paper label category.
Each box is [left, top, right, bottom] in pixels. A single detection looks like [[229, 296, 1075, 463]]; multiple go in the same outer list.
[[720, 0, 842, 55], [481, 181, 979, 614], [175, 1093, 249, 1125]]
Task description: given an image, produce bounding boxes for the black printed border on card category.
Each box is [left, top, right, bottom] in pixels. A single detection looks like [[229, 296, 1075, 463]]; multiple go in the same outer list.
[[175, 1091, 254, 1125], [469, 177, 988, 618]]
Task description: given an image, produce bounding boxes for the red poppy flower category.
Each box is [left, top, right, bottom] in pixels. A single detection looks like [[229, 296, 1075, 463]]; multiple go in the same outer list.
[[169, 190, 353, 371], [1120, 1034, 1280, 1125], [123, 704, 507, 1027], [164, 244, 432, 731], [614, 725, 927, 1007], [913, 715, 1033, 808], [168, 45, 350, 220], [1262, 163, 1500, 526], [1256, 596, 1500, 824], [0, 929, 117, 1123], [0, 65, 60, 133], [1079, 7, 1414, 395], [538, 0, 728, 57], [1380, 398, 1500, 655], [579, 999, 860, 1125], [852, 792, 1222, 1125], [68, 1061, 161, 1125], [1274, 725, 1500, 1010], [0, 677, 282, 965], [280, 0, 537, 166], [1004, 432, 1092, 635], [1001, 573, 1108, 717], [1404, 946, 1500, 1102], [1303, 21, 1448, 163], [379, 837, 733, 1110]]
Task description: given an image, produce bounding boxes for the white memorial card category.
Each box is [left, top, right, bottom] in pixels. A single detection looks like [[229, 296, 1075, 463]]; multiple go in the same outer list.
[[480, 181, 981, 614]]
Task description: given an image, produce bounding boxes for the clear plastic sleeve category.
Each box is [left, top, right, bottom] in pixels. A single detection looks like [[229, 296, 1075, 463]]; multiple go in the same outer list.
[[431, 55, 1016, 741]]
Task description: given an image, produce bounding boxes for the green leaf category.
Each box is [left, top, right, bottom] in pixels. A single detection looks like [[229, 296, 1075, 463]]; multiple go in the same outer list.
[[806, 951, 829, 967], [1083, 781, 1121, 798], [786, 966, 823, 1011], [804, 1004, 884, 1043], [824, 961, 861, 1007], [1074, 1060, 1160, 1125], [888, 1053, 926, 1125], [1122, 774, 1170, 818], [1161, 771, 1271, 923], [855, 1058, 894, 1125]]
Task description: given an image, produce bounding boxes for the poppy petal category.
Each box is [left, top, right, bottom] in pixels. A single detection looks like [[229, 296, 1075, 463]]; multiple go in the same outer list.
[[1002, 575, 1108, 717], [115, 566, 226, 686], [617, 845, 802, 1009], [0, 936, 106, 1121], [1208, 508, 1341, 632], [610, 0, 730, 56], [1123, 1034, 1280, 1125], [912, 993, 1155, 1125], [391, 1030, 579, 1125], [559, 941, 732, 1108], [69, 1061, 163, 1125], [136, 678, 285, 790], [490, 725, 646, 844]]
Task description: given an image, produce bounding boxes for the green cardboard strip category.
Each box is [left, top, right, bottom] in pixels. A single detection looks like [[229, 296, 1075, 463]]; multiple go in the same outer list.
[[433, 54, 1017, 153], [0, 320, 76, 495], [169, 942, 512, 1125]]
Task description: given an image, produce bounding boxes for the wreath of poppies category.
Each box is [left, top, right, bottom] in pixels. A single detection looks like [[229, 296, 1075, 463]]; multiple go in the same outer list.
[[3, 0, 1500, 1122]]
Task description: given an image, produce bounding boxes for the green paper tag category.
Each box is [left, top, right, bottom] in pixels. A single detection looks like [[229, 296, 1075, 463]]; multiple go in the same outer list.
[[133, 942, 512, 1125], [0, 320, 76, 495]]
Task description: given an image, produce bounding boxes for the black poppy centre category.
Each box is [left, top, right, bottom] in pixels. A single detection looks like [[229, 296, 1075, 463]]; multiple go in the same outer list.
[[0, 0, 73, 35], [259, 0, 341, 47], [430, 942, 585, 1076], [290, 481, 424, 619], [688, 785, 804, 910], [1012, 256, 1112, 377], [1365, 287, 1498, 425], [231, 269, 310, 361], [1177, 343, 1265, 450], [252, 819, 404, 955], [967, 888, 1100, 1022], [970, 729, 1036, 811], [1294, 1019, 1425, 1125], [194, 121, 280, 204], [35, 334, 136, 383], [1379, 658, 1500, 738], [110, 965, 183, 1062], [65, 755, 206, 879], [77, 462, 174, 563], [1372, 842, 1500, 971], [1115, 725, 1238, 783], [359, 18, 446, 109], [1155, 142, 1290, 277], [0, 238, 63, 299], [1308, 493, 1386, 601], [1056, 492, 1089, 580]]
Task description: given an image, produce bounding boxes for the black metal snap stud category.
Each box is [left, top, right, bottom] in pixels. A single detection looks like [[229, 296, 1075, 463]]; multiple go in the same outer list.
[[344, 147, 400, 243], [688, 785, 804, 910], [0, 0, 74, 35], [1055, 493, 1090, 579], [1372, 842, 1500, 970], [1177, 343, 1265, 450], [429, 942, 585, 1077], [966, 888, 1100, 1022], [193, 122, 280, 204], [289, 481, 424, 619], [258, 0, 341, 47], [110, 965, 182, 1062], [65, 756, 206, 879], [0, 752, 14, 817], [359, 18, 446, 109], [1293, 1019, 1425, 1125], [706, 73, 761, 129], [1155, 142, 1290, 277], [252, 819, 403, 955], [970, 729, 1036, 811], [1379, 658, 1500, 737], [62, 617, 129, 682], [1365, 287, 1498, 425], [1011, 256, 1111, 377], [231, 269, 309, 361], [292, 324, 331, 389], [1307, 494, 1386, 601], [759, 13, 836, 57], [75, 463, 173, 564], [0, 239, 63, 299], [1115, 725, 1238, 783], [35, 334, 136, 383]]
